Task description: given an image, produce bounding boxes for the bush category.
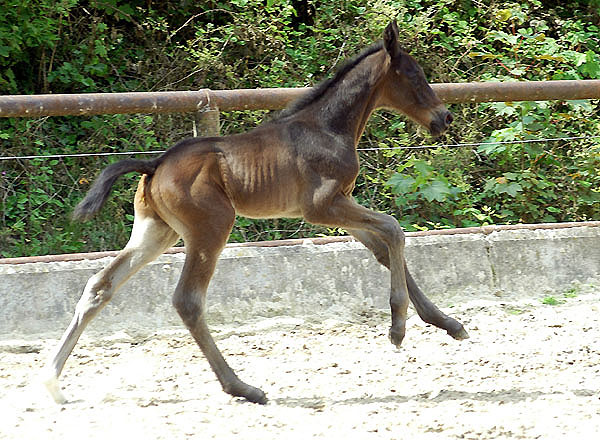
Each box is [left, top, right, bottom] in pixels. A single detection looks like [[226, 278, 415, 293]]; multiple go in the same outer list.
[[0, 0, 598, 257]]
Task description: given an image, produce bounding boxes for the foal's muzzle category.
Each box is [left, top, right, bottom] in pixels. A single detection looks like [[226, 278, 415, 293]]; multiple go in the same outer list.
[[429, 108, 453, 137]]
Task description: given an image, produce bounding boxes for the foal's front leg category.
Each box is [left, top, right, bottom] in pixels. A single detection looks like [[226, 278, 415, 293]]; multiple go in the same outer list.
[[405, 267, 469, 339], [305, 195, 410, 347], [386, 230, 410, 347], [348, 228, 469, 340]]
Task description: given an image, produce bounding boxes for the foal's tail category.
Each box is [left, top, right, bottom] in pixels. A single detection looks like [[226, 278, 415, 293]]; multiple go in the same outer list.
[[73, 158, 159, 221]]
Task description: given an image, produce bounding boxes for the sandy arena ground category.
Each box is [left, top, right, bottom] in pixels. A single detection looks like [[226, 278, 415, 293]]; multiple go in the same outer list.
[[1, 289, 599, 439]]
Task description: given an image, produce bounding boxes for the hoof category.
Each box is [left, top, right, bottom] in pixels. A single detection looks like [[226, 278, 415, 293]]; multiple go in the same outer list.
[[450, 326, 470, 340], [44, 376, 68, 405], [447, 324, 470, 340], [388, 326, 405, 348], [444, 317, 470, 340], [225, 381, 268, 405], [244, 386, 268, 405]]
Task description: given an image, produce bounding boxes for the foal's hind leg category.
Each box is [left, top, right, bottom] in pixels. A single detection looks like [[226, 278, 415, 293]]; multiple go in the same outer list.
[[44, 204, 179, 403], [170, 197, 267, 404], [348, 228, 469, 340]]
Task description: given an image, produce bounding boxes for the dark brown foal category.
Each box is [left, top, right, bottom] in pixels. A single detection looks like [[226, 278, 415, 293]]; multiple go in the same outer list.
[[45, 20, 468, 405]]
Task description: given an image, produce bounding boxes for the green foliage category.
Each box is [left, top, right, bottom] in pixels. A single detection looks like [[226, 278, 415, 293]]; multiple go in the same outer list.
[[378, 0, 600, 230], [563, 287, 579, 298], [0, 0, 599, 257], [541, 295, 564, 306], [385, 157, 464, 229], [541, 285, 586, 305]]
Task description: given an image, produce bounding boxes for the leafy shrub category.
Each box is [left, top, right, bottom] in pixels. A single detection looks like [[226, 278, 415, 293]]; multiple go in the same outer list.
[[0, 0, 599, 257]]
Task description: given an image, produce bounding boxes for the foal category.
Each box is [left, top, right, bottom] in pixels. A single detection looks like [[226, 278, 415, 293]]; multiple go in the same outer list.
[[45, 21, 468, 405]]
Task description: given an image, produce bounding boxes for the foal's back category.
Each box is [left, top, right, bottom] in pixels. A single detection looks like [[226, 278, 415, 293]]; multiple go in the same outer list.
[[146, 121, 312, 222]]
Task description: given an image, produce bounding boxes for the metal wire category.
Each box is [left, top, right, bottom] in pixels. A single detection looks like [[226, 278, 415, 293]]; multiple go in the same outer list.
[[0, 150, 166, 161], [0, 134, 599, 161], [356, 134, 600, 151]]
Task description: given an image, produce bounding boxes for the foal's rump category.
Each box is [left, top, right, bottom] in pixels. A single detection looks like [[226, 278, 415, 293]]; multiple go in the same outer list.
[[72, 137, 226, 222]]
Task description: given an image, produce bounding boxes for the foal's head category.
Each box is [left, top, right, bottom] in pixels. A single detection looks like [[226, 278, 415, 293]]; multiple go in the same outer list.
[[378, 21, 453, 137]]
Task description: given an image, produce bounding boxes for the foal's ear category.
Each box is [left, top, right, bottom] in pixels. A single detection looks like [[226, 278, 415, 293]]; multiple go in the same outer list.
[[383, 20, 401, 59]]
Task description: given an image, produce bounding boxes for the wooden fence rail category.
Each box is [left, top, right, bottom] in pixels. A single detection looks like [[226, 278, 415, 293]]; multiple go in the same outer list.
[[0, 80, 598, 118], [1, 79, 598, 137]]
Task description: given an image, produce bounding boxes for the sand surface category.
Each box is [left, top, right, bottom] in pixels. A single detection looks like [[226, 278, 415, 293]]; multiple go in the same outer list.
[[2, 289, 599, 439]]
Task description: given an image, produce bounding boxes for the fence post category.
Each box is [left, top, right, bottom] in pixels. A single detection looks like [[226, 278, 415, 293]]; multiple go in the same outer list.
[[193, 107, 220, 137]]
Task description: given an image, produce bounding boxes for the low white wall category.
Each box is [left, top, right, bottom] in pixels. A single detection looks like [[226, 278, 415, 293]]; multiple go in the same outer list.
[[1, 224, 599, 339]]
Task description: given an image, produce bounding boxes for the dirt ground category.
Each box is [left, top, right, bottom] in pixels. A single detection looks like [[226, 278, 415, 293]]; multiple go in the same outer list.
[[1, 288, 599, 440]]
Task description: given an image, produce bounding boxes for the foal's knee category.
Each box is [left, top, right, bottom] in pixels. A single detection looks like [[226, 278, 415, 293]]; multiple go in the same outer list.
[[373, 249, 390, 268], [379, 215, 405, 247]]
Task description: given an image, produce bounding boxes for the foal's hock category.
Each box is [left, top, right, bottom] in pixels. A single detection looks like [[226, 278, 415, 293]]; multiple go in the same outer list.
[[45, 21, 468, 405]]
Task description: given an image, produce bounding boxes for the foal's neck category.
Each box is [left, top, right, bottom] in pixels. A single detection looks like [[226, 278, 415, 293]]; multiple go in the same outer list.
[[316, 50, 387, 146]]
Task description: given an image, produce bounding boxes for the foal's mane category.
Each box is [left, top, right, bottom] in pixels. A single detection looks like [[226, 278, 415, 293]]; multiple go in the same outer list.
[[276, 41, 384, 119]]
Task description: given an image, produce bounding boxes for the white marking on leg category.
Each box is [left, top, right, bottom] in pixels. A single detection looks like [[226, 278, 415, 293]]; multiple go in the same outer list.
[[43, 374, 67, 404]]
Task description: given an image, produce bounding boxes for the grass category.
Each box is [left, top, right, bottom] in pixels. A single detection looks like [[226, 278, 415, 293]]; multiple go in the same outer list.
[[541, 296, 564, 306], [563, 288, 579, 299]]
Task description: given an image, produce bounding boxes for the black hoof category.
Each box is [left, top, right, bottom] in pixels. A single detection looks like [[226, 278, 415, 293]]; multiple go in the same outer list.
[[225, 381, 268, 405], [246, 387, 268, 405], [388, 326, 405, 348], [446, 319, 470, 340]]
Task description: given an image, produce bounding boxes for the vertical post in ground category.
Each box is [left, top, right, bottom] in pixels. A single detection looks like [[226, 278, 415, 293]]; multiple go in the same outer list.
[[193, 107, 220, 137]]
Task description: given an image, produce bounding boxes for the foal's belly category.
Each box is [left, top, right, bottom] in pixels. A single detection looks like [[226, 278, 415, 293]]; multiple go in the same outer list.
[[229, 186, 303, 219], [220, 152, 304, 219]]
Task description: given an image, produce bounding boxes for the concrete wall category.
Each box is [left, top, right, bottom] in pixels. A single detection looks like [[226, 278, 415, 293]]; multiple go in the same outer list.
[[1, 224, 599, 339]]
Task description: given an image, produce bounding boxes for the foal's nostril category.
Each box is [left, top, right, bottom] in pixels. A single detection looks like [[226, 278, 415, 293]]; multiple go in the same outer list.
[[430, 109, 453, 137]]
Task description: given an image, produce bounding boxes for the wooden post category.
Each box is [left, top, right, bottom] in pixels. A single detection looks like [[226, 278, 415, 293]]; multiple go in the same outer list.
[[193, 107, 220, 137]]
